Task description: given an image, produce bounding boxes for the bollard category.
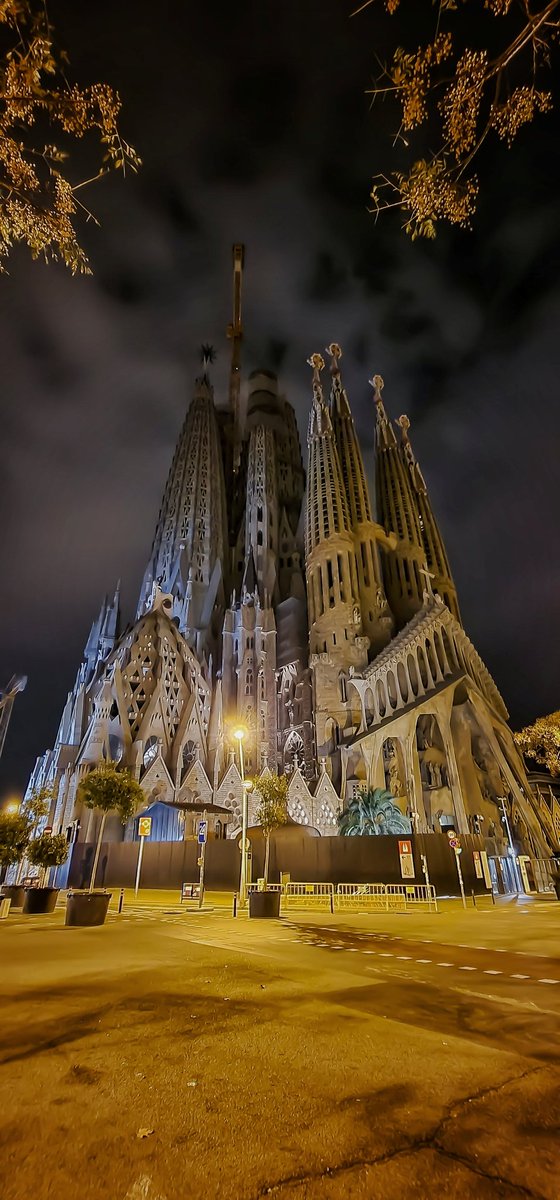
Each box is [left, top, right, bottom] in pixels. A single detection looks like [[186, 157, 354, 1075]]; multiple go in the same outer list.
[[472, 890, 477, 909], [233, 893, 238, 918], [330, 890, 334, 915], [118, 888, 124, 914]]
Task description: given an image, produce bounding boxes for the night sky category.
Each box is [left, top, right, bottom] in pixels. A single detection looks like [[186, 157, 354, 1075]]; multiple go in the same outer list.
[[1, 0, 559, 798]]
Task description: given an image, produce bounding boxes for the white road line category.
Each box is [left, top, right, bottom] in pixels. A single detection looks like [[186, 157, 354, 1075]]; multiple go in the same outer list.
[[459, 966, 476, 971], [416, 958, 432, 964], [484, 969, 502, 975], [379, 952, 393, 957], [362, 950, 376, 955], [538, 978, 559, 985], [437, 963, 453, 967], [510, 973, 530, 979], [397, 955, 411, 960], [347, 948, 359, 953]]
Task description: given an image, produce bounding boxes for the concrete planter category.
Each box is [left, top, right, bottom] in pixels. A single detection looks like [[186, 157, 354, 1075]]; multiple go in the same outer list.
[[249, 890, 281, 919], [1, 885, 26, 909], [23, 887, 59, 915], [65, 891, 112, 927]]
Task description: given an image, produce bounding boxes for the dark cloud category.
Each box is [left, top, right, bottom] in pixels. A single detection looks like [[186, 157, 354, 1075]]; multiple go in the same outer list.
[[1, 0, 559, 794]]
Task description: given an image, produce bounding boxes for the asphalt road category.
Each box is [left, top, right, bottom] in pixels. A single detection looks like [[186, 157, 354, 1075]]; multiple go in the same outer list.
[[1, 901, 559, 1199]]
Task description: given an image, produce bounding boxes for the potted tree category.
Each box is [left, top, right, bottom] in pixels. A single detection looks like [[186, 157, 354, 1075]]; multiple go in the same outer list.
[[66, 763, 145, 926], [0, 812, 31, 908], [250, 775, 288, 919], [23, 833, 69, 914]]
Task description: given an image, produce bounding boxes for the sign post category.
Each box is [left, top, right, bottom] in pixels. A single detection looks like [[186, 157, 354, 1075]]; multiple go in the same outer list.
[[398, 839, 415, 879], [197, 814, 208, 910], [135, 816, 152, 898], [448, 834, 466, 908]]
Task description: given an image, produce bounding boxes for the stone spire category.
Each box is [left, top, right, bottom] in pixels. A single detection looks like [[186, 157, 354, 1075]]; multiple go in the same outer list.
[[326, 344, 393, 656], [373, 376, 460, 629], [395, 412, 461, 623], [138, 364, 228, 659], [305, 353, 369, 785]]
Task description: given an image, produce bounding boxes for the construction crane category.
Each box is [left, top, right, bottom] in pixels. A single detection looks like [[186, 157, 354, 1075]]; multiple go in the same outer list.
[[226, 242, 244, 471], [0, 675, 27, 762]]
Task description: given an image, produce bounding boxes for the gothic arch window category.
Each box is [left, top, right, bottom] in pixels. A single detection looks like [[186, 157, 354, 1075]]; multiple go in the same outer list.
[[397, 661, 409, 704], [339, 674, 347, 703], [387, 671, 398, 710], [434, 629, 446, 676], [376, 680, 386, 718], [417, 646, 429, 689], [407, 653, 419, 696], [143, 736, 159, 770]]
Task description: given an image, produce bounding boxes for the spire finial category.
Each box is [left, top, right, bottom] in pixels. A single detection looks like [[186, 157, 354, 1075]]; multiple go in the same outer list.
[[369, 373, 385, 406], [396, 413, 411, 442], [326, 342, 342, 375], [307, 352, 325, 381], [200, 344, 216, 376]]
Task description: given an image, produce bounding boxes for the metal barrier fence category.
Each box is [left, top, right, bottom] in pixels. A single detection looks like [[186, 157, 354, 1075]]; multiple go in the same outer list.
[[277, 881, 437, 913], [282, 882, 335, 911]]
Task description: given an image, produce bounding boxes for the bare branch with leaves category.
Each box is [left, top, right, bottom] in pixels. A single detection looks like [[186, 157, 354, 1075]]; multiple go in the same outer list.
[[0, 0, 140, 272], [358, 0, 559, 237]]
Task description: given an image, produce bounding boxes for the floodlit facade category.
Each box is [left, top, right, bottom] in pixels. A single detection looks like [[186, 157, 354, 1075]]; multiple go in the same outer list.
[[25, 273, 557, 868]]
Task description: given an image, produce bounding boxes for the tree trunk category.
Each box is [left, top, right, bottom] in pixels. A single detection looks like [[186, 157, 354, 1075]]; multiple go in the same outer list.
[[89, 812, 106, 893], [264, 833, 270, 888]]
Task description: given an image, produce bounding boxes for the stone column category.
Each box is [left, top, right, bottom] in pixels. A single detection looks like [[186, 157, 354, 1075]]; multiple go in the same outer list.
[[440, 723, 469, 834], [402, 733, 426, 833]]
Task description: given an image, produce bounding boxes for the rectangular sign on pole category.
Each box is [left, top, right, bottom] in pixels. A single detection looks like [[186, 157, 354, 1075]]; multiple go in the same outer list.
[[138, 817, 152, 838], [398, 839, 415, 879], [197, 820, 208, 845]]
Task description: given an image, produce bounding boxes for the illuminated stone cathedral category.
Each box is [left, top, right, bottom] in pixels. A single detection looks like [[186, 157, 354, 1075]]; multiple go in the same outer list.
[[25, 249, 557, 866]]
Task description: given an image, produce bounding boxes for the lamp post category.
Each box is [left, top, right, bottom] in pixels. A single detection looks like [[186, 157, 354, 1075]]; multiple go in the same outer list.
[[234, 728, 249, 906]]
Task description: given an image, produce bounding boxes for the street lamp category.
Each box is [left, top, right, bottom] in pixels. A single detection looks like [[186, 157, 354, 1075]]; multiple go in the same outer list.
[[4, 799, 20, 815]]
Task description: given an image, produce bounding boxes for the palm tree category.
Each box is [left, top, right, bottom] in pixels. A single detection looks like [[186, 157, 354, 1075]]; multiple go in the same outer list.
[[338, 787, 412, 837]]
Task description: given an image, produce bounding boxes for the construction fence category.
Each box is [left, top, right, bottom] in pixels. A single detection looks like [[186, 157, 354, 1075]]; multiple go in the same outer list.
[[247, 881, 438, 913]]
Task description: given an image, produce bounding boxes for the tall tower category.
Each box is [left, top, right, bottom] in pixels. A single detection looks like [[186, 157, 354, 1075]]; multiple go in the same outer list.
[[396, 413, 461, 622], [374, 375, 460, 629], [326, 343, 393, 657], [138, 359, 228, 662], [305, 353, 369, 779]]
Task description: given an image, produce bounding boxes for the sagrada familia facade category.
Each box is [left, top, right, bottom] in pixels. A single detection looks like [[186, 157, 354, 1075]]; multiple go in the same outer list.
[[26, 249, 555, 861]]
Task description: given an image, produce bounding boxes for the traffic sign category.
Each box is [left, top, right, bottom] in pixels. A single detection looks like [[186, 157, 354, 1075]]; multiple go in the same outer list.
[[43, 826, 53, 835], [238, 836, 251, 853], [138, 817, 152, 838], [197, 820, 208, 844], [448, 837, 461, 850]]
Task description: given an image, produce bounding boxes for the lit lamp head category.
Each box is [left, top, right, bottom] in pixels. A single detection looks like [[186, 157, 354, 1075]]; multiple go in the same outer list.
[[233, 727, 246, 742], [5, 799, 20, 815], [243, 779, 253, 792]]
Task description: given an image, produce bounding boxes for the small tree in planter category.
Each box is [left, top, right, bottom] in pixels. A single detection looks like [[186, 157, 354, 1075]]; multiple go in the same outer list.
[[255, 774, 289, 886], [15, 784, 57, 883], [24, 833, 69, 914], [0, 813, 31, 904], [251, 775, 289, 919], [77, 763, 145, 892]]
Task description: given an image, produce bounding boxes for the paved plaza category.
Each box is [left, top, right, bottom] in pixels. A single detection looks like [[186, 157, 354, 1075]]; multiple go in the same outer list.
[[1, 893, 559, 1199]]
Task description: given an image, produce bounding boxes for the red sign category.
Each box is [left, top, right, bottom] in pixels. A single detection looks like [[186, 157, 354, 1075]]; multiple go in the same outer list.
[[398, 840, 412, 855]]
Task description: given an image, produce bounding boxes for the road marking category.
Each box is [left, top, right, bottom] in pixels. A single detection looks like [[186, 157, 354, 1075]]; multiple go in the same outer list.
[[437, 962, 453, 967], [397, 955, 411, 960], [416, 959, 432, 964], [347, 948, 359, 953], [459, 966, 476, 971], [510, 974, 530, 979], [484, 969, 502, 975], [362, 950, 376, 955], [538, 978, 559, 985], [379, 952, 393, 957]]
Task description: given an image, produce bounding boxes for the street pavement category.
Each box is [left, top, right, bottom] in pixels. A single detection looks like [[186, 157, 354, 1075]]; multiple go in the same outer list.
[[1, 895, 559, 1199]]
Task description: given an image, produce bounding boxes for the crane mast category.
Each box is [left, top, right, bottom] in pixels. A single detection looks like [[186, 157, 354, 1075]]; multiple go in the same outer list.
[[227, 243, 244, 470]]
